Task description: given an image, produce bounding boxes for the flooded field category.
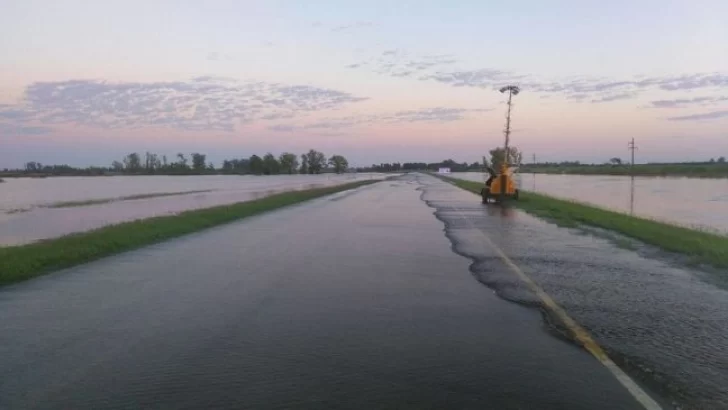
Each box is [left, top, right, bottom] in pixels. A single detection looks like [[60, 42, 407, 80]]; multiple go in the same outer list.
[[0, 173, 389, 246], [456, 172, 728, 234]]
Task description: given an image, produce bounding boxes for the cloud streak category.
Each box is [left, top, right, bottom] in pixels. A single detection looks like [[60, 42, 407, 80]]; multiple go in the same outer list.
[[650, 96, 728, 108], [421, 70, 728, 97], [331, 21, 374, 32], [591, 93, 637, 103], [268, 107, 491, 132], [347, 50, 458, 78], [0, 123, 54, 136], [667, 110, 728, 121], [0, 77, 368, 135], [355, 51, 728, 103]]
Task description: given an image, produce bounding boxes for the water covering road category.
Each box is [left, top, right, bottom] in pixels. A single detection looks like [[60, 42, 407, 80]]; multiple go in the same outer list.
[[0, 174, 654, 409], [423, 174, 728, 409]]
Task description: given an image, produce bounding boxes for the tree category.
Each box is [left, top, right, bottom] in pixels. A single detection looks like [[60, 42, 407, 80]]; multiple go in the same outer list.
[[144, 152, 160, 172], [609, 157, 623, 165], [718, 156, 726, 163], [191, 153, 207, 172], [279, 152, 299, 174], [111, 161, 124, 171], [123, 153, 141, 172], [262, 153, 280, 175], [299, 154, 309, 174], [25, 161, 40, 172], [249, 155, 264, 175], [222, 158, 250, 174], [328, 155, 349, 174], [176, 153, 189, 170], [488, 147, 521, 170], [305, 149, 327, 174]]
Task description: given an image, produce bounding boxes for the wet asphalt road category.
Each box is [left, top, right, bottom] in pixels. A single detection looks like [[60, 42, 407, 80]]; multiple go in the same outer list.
[[0, 173, 671, 409]]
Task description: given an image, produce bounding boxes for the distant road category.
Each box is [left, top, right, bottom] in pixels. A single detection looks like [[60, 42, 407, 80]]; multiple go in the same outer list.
[[0, 174, 658, 409]]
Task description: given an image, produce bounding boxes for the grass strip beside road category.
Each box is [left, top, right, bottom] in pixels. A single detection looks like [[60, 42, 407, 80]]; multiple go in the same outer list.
[[520, 163, 728, 178], [443, 176, 728, 269], [0, 180, 377, 287], [46, 190, 215, 208]]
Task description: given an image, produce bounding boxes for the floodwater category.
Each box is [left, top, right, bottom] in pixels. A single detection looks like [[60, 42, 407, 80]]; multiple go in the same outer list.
[[0, 174, 651, 409], [456, 172, 728, 233], [0, 174, 389, 246]]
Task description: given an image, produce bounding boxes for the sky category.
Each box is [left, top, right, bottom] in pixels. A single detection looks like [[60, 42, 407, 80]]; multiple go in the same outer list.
[[1, 0, 727, 168]]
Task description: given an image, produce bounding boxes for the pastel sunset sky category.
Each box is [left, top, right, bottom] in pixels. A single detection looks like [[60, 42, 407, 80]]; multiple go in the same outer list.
[[1, 0, 727, 168]]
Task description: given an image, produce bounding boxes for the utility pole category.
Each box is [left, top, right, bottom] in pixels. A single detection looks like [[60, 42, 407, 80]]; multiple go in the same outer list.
[[628, 138, 637, 165], [628, 138, 638, 172], [498, 85, 520, 202], [501, 87, 518, 167], [628, 138, 637, 214]]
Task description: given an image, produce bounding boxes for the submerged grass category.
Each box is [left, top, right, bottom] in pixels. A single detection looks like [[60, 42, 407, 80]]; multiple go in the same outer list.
[[46, 189, 214, 208], [0, 180, 377, 287], [443, 176, 728, 269]]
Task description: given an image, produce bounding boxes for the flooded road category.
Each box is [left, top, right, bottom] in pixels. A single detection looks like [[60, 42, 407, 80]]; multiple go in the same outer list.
[[455, 172, 728, 233], [0, 175, 652, 409], [425, 175, 728, 409], [0, 173, 388, 245]]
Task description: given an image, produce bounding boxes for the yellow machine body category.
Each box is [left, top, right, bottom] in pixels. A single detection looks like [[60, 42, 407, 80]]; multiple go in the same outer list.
[[489, 169, 517, 195], [481, 165, 519, 203]]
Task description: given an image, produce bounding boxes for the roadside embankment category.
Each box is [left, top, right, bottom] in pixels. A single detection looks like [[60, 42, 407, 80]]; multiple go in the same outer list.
[[442, 176, 728, 270], [0, 180, 378, 287]]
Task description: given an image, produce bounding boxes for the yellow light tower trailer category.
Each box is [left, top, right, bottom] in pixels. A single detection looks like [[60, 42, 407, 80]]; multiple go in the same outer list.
[[481, 85, 521, 204]]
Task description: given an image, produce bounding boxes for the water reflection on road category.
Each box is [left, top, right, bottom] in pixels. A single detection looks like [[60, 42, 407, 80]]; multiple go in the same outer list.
[[456, 172, 728, 233]]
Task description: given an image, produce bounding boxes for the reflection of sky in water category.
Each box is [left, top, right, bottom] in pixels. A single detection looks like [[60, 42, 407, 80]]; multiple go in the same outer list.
[[460, 172, 728, 234], [0, 174, 389, 245]]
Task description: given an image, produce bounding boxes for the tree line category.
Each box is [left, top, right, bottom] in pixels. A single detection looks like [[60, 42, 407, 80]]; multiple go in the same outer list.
[[357, 160, 481, 173], [6, 149, 350, 177], [9, 147, 519, 176], [220, 150, 349, 175], [356, 147, 524, 173], [8, 144, 725, 178]]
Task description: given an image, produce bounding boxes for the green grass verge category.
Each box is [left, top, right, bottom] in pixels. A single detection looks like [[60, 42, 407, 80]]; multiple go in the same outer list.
[[46, 189, 214, 208], [519, 163, 728, 178], [0, 180, 377, 287], [442, 176, 728, 269]]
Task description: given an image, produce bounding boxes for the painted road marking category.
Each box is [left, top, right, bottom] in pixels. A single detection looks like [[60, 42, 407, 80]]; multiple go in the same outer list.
[[453, 207, 662, 410]]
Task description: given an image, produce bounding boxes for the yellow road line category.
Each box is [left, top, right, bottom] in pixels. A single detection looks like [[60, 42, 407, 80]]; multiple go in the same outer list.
[[453, 208, 662, 410]]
